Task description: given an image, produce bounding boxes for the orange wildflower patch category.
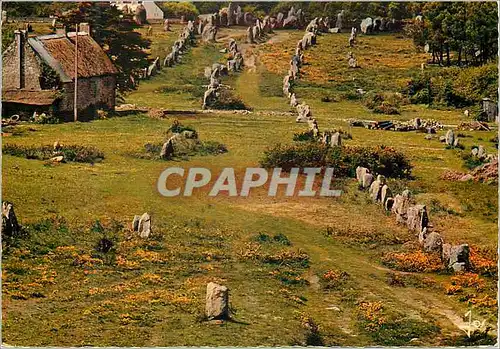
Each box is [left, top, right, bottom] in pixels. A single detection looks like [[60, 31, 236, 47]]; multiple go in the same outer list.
[[451, 272, 486, 291], [381, 251, 442, 272], [469, 246, 497, 275]]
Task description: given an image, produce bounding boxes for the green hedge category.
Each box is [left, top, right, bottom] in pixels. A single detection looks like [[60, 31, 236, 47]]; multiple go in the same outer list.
[[260, 143, 412, 179]]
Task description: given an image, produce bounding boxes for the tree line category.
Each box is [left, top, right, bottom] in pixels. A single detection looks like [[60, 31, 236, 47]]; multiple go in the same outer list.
[[404, 2, 497, 66]]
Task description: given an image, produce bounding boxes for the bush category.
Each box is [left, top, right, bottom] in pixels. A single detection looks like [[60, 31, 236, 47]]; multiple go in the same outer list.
[[363, 92, 404, 115], [260, 142, 412, 179], [167, 120, 197, 137], [159, 2, 199, 20], [210, 89, 249, 110], [2, 144, 104, 163], [32, 113, 61, 124], [405, 64, 498, 107], [293, 130, 315, 142]]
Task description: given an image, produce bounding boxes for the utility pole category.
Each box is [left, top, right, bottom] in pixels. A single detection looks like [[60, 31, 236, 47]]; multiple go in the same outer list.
[[74, 23, 79, 122]]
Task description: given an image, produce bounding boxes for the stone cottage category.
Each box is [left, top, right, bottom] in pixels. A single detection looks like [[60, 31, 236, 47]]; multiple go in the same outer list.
[[2, 24, 118, 120]]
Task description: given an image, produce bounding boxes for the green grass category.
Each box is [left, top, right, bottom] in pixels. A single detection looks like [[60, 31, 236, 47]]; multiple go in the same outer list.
[[2, 28, 497, 346]]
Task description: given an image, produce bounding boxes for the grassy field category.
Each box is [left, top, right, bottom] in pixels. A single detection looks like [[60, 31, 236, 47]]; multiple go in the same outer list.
[[2, 27, 497, 346]]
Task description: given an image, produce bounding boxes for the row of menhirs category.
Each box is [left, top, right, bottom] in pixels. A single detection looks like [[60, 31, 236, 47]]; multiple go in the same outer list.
[[1, 24, 118, 121]]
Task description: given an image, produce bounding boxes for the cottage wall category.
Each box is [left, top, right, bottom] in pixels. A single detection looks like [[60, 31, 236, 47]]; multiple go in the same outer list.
[[59, 75, 116, 114], [2, 39, 42, 91]]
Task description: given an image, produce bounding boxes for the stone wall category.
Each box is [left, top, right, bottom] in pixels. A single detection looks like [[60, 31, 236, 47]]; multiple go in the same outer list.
[[59, 75, 116, 115], [2, 33, 43, 91]]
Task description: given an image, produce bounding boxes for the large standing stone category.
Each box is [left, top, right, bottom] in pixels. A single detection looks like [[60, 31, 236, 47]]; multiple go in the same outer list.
[[335, 10, 344, 30], [283, 15, 298, 28], [406, 204, 428, 234], [276, 12, 284, 27], [244, 12, 254, 26], [423, 232, 443, 253], [2, 202, 20, 238], [252, 25, 259, 41], [137, 212, 151, 238], [360, 17, 373, 34], [369, 175, 386, 202], [206, 282, 229, 320], [380, 184, 392, 205], [227, 2, 236, 26], [134, 4, 147, 25], [362, 173, 374, 189], [443, 244, 470, 272], [331, 132, 342, 146], [356, 166, 370, 185], [202, 24, 217, 43], [392, 190, 412, 224]]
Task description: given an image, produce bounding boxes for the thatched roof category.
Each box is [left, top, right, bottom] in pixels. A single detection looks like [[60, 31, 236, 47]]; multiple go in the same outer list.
[[2, 90, 59, 105], [29, 33, 118, 82]]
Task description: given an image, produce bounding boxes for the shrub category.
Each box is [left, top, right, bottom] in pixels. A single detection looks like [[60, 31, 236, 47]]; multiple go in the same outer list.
[[210, 89, 249, 110], [363, 92, 404, 115], [293, 130, 315, 142], [260, 143, 412, 179], [159, 2, 199, 20], [32, 113, 61, 124], [405, 64, 498, 107], [2, 144, 104, 163], [167, 120, 197, 137], [322, 269, 350, 289]]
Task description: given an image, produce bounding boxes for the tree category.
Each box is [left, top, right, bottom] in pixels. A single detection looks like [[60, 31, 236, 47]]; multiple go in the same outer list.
[[405, 2, 497, 67], [60, 2, 151, 94]]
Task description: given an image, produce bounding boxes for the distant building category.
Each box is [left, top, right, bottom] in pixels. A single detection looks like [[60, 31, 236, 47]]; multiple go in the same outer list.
[[113, 1, 164, 21], [2, 24, 118, 120]]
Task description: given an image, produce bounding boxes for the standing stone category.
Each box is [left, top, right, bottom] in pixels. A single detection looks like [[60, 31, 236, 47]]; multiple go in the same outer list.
[[160, 140, 174, 159], [406, 204, 428, 234], [356, 166, 370, 185], [132, 215, 141, 231], [235, 6, 242, 25], [244, 12, 254, 26], [423, 232, 443, 253], [348, 52, 358, 68], [380, 184, 392, 205], [392, 190, 412, 224], [418, 226, 429, 244], [246, 26, 254, 44], [445, 129, 455, 146], [202, 24, 217, 43], [276, 12, 284, 27], [335, 10, 344, 30], [446, 244, 470, 272], [134, 4, 147, 25], [206, 282, 229, 320], [360, 17, 373, 34], [369, 175, 386, 202], [164, 19, 171, 31], [227, 2, 236, 26], [384, 197, 394, 211], [2, 202, 20, 238], [290, 93, 298, 107], [362, 173, 374, 189], [331, 132, 341, 146], [137, 213, 151, 238]]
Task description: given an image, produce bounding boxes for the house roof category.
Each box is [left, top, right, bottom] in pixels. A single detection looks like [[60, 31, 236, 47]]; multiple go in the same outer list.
[[2, 89, 59, 105], [28, 33, 118, 82]]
